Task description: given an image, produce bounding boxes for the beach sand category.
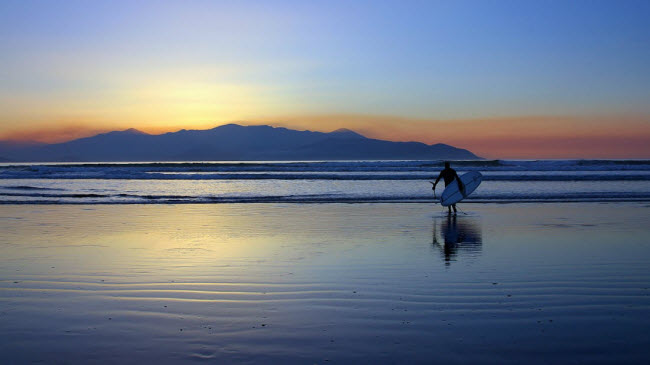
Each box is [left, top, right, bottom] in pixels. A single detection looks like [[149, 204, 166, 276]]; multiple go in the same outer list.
[[1, 203, 649, 364]]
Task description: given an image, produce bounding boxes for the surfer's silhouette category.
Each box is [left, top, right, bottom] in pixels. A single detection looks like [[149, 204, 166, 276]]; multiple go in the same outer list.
[[432, 162, 465, 214]]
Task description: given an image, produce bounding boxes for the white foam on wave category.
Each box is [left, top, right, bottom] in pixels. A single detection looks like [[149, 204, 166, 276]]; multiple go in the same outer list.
[[2, 160, 650, 204]]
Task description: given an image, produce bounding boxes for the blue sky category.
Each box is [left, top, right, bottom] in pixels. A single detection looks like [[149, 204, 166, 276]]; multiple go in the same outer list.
[[1, 0, 649, 157]]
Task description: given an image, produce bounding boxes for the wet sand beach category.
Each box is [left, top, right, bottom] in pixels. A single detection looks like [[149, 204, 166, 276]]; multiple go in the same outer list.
[[1, 203, 649, 364]]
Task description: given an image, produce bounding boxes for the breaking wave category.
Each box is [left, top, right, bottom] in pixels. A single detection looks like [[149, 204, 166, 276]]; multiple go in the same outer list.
[[1, 159, 649, 204]]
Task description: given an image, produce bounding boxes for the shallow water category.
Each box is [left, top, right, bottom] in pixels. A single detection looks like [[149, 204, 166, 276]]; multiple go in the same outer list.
[[1, 203, 649, 364]]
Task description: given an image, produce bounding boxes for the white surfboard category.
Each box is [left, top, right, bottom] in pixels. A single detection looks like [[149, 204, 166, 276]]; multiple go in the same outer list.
[[440, 171, 482, 206]]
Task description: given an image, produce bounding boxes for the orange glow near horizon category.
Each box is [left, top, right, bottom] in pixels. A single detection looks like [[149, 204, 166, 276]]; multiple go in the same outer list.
[[262, 114, 650, 159], [1, 114, 649, 159], [2, 2, 650, 160]]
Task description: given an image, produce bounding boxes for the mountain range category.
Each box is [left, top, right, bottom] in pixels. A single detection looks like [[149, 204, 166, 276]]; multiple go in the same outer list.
[[0, 124, 480, 162]]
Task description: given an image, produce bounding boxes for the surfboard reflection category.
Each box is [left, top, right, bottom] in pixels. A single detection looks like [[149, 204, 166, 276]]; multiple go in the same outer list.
[[432, 215, 482, 265]]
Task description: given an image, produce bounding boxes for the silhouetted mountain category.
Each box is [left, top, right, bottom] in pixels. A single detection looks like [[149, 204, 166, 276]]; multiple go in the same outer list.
[[0, 124, 481, 162], [329, 128, 366, 139], [0, 141, 46, 162]]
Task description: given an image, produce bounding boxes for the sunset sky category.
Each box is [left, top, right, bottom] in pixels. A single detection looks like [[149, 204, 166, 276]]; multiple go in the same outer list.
[[1, 0, 649, 158]]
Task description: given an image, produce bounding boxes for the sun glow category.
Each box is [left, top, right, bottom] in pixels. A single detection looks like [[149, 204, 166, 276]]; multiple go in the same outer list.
[[1, 1, 649, 158]]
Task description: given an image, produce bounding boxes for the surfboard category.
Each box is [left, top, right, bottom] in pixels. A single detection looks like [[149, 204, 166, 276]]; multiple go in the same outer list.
[[440, 171, 482, 206]]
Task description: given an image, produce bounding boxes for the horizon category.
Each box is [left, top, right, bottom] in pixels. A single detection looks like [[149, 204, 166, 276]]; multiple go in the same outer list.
[[1, 1, 649, 159]]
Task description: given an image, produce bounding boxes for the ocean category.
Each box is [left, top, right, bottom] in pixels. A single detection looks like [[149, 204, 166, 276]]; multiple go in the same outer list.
[[2, 160, 650, 363], [1, 159, 649, 204]]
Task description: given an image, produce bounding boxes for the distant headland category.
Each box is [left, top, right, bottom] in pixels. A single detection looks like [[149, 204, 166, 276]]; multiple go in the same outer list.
[[0, 124, 481, 162]]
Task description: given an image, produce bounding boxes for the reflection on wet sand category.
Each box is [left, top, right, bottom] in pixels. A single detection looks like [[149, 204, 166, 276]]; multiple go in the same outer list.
[[1, 204, 650, 364], [432, 214, 482, 265]]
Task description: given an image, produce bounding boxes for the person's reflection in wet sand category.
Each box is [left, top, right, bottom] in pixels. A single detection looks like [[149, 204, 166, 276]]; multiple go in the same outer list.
[[432, 214, 482, 266]]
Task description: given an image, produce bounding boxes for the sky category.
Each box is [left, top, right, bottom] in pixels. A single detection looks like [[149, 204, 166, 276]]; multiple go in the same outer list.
[[1, 0, 649, 158]]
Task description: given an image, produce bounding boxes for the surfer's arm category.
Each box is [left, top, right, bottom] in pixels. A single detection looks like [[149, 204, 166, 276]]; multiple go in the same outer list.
[[432, 173, 443, 190]]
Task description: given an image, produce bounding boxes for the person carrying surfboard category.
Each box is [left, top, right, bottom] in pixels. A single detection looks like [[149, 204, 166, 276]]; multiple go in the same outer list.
[[432, 162, 466, 214]]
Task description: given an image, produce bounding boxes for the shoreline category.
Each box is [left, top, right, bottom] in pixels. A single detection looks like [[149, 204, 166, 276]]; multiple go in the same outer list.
[[2, 199, 650, 205]]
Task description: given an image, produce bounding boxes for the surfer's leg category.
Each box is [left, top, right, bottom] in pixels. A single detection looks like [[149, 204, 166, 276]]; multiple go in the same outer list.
[[452, 204, 457, 214]]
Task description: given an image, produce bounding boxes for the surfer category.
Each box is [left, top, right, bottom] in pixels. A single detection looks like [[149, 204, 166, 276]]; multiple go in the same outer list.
[[432, 162, 465, 214]]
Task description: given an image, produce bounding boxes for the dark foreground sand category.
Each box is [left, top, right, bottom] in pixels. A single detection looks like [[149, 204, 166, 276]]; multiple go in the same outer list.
[[1, 203, 649, 364]]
